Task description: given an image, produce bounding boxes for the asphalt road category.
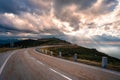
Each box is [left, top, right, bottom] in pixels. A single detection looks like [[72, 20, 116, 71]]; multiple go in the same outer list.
[[0, 47, 120, 80]]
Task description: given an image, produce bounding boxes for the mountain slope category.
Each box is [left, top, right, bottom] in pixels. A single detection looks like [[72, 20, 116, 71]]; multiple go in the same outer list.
[[1, 38, 70, 48], [42, 45, 120, 71]]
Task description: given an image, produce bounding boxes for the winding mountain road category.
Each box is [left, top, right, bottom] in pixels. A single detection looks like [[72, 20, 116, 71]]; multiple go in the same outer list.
[[0, 46, 120, 80]]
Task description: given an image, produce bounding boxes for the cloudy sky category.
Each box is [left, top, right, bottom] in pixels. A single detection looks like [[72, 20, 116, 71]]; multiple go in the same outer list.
[[0, 0, 120, 58]]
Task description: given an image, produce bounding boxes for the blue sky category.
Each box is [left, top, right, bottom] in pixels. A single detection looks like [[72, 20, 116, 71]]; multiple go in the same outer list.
[[0, 0, 120, 58]]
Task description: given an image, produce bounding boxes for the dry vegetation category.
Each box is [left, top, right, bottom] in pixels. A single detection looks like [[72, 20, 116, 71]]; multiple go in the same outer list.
[[40, 45, 120, 72], [0, 48, 18, 53]]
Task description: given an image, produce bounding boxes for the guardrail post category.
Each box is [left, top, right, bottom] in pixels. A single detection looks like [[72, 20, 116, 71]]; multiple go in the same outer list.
[[42, 49, 43, 52], [40, 49, 42, 53], [59, 52, 62, 58], [74, 54, 77, 62], [45, 50, 47, 54], [38, 49, 40, 52], [42, 49, 44, 53], [51, 51, 53, 56], [102, 57, 108, 68]]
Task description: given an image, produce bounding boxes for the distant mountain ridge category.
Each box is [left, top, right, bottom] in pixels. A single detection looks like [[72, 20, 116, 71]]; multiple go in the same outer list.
[[0, 39, 18, 45], [0, 38, 70, 48], [0, 40, 9, 45]]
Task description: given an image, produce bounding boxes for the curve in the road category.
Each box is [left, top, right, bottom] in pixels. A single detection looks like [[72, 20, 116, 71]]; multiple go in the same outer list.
[[0, 51, 17, 76]]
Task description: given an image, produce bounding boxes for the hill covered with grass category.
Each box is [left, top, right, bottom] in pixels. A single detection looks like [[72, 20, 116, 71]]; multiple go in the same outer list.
[[41, 45, 120, 71], [1, 38, 70, 48]]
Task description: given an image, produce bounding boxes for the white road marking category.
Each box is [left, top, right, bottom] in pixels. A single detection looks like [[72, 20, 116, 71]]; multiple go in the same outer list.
[[31, 57, 36, 60], [37, 60, 45, 65], [50, 68, 72, 80], [25, 50, 45, 66], [34, 49, 42, 54], [31, 57, 45, 66], [0, 51, 16, 76]]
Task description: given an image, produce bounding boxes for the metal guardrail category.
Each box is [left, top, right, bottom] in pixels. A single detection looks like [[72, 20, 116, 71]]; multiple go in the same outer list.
[[36, 48, 108, 68]]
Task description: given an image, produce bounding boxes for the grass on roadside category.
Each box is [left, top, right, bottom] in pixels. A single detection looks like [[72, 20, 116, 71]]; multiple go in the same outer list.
[[0, 48, 18, 53], [39, 45, 120, 72]]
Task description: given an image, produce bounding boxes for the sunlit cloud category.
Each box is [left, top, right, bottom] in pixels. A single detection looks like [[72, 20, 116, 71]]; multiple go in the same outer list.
[[0, 0, 120, 45]]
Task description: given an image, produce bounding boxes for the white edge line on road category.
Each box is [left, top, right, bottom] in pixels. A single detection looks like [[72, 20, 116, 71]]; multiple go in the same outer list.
[[0, 51, 16, 76], [50, 68, 72, 80]]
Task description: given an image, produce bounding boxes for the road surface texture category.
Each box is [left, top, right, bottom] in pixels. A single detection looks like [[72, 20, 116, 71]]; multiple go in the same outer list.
[[0, 46, 120, 80]]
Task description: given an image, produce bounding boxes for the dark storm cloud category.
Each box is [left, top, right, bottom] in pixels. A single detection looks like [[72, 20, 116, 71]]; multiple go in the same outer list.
[[0, 0, 49, 14], [93, 34, 120, 42], [54, 0, 97, 11], [0, 25, 17, 32], [102, 0, 118, 11], [0, 24, 38, 34], [53, 0, 97, 21], [104, 0, 118, 4], [54, 0, 118, 20], [54, 10, 80, 31], [0, 0, 31, 14], [53, 0, 118, 31], [0, 0, 119, 44]]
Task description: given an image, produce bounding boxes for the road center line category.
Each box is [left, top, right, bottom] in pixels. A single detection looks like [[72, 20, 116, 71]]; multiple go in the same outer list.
[[50, 68, 72, 80], [31, 57, 36, 60], [36, 60, 45, 65], [0, 51, 16, 76], [25, 50, 45, 66], [31, 57, 45, 66]]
